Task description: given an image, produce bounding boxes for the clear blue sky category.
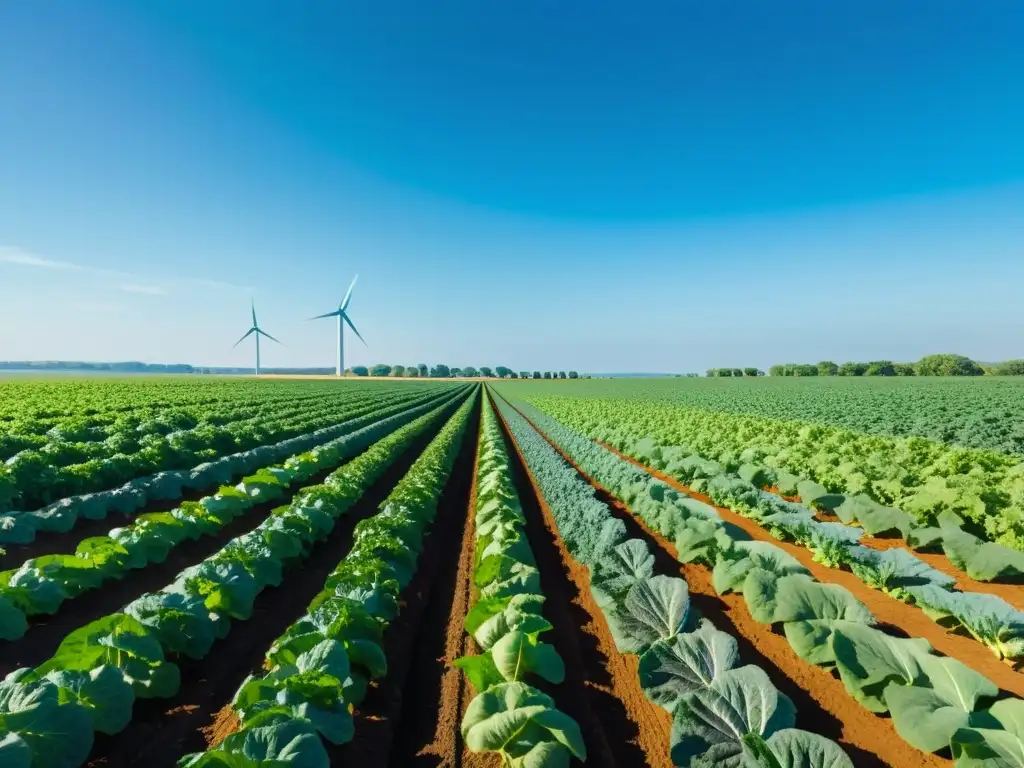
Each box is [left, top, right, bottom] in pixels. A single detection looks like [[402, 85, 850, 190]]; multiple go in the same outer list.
[[1, 1, 1022, 372]]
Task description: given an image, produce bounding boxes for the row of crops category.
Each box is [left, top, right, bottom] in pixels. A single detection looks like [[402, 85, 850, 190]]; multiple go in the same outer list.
[[4, 373, 1024, 767]]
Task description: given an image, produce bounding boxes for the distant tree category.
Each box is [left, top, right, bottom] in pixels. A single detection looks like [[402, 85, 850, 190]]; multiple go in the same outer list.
[[558, 371, 566, 379], [730, 368, 742, 377], [370, 364, 391, 377], [390, 364, 406, 377], [915, 354, 984, 376], [451, 368, 463, 377], [430, 364, 451, 378], [510, 371, 519, 378], [865, 360, 896, 376], [568, 371, 579, 379], [743, 367, 763, 377], [480, 366, 493, 377], [533, 371, 542, 379], [817, 361, 839, 376], [520, 371, 531, 380], [543, 371, 552, 379], [462, 366, 478, 377], [417, 364, 429, 377], [792, 364, 818, 377], [768, 364, 786, 377], [893, 363, 916, 376], [351, 366, 369, 376], [838, 362, 868, 376], [495, 366, 511, 378], [992, 360, 1024, 376], [405, 366, 419, 378]]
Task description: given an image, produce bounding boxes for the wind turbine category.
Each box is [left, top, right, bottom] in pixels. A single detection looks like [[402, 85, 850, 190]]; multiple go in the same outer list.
[[233, 299, 281, 376], [309, 275, 366, 376]]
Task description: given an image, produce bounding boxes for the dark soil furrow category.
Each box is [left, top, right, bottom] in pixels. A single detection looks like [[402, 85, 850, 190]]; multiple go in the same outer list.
[[493, 392, 672, 768], [331, 396, 481, 767], [84, 416, 450, 768]]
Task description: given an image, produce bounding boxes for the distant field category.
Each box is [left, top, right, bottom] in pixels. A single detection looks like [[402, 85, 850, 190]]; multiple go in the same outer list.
[[502, 375, 1024, 454]]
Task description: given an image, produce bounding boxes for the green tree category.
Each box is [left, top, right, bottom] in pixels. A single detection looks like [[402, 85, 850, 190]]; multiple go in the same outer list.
[[558, 371, 566, 379], [568, 371, 579, 379], [543, 371, 552, 379], [915, 354, 984, 376], [430, 364, 451, 378], [462, 366, 478, 377], [520, 371, 531, 379], [417, 364, 428, 377], [768, 364, 786, 376], [405, 366, 419, 378], [495, 366, 511, 378], [510, 371, 519, 378], [865, 360, 896, 376], [390, 364, 406, 377], [893, 363, 916, 376], [479, 366, 494, 377], [370, 364, 392, 377], [351, 366, 369, 376], [792, 364, 818, 376], [838, 362, 868, 376], [817, 361, 839, 376], [451, 368, 463, 377], [532, 371, 541, 379], [993, 360, 1024, 375]]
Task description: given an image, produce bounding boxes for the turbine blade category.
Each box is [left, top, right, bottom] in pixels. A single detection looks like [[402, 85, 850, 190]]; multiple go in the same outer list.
[[340, 274, 358, 311], [258, 328, 283, 344], [342, 312, 367, 346], [308, 310, 341, 320], [233, 327, 255, 348], [251, 299, 257, 328]]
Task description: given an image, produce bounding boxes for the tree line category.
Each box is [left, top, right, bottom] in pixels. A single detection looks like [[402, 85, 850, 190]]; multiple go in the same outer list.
[[711, 354, 1024, 377], [345, 365, 587, 379]]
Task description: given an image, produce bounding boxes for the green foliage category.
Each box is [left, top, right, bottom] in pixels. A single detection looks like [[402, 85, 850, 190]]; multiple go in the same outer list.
[[915, 353, 985, 376]]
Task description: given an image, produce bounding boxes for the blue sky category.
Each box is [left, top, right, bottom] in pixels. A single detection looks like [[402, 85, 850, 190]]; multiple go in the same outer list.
[[1, 1, 1022, 372]]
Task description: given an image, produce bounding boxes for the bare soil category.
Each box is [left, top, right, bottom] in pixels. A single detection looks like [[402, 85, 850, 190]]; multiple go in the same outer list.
[[84, 414, 451, 768], [503, 402, 949, 767]]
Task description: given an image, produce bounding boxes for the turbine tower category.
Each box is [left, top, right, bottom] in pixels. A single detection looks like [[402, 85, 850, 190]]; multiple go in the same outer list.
[[309, 275, 366, 376], [233, 299, 281, 376]]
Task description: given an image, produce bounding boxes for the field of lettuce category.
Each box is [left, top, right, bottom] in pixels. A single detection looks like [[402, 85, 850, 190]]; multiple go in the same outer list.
[[3, 374, 1024, 767]]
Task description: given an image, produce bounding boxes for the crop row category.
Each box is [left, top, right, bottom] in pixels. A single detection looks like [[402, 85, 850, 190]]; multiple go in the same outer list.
[[503, 392, 1024, 765], [522, 392, 1024, 557], [1, 385, 453, 512], [0, 387, 463, 640], [451, 394, 585, 766], [180, 388, 478, 766], [0, 387, 444, 542], [0, 388, 470, 767], [490, 390, 851, 767]]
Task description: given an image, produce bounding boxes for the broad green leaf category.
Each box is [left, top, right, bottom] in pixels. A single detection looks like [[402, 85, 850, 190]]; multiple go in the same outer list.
[[831, 623, 931, 712], [45, 664, 134, 734], [611, 575, 690, 654], [490, 630, 565, 684], [638, 618, 738, 712]]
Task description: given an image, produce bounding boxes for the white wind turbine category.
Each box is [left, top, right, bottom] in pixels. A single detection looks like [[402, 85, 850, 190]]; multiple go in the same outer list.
[[233, 299, 281, 376], [309, 275, 366, 376]]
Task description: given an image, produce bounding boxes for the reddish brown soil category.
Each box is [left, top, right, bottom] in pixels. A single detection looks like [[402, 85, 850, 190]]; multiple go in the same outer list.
[[501, 403, 951, 767], [593, 441, 1024, 696], [0, 460, 350, 678], [398, 416, 492, 768], [494, 396, 672, 768], [84, 412, 455, 768], [812, 511, 1024, 611], [201, 706, 240, 749], [330, 396, 482, 767]]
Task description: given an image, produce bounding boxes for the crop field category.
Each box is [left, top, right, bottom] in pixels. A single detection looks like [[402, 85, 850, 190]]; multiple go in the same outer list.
[[3, 375, 1024, 767]]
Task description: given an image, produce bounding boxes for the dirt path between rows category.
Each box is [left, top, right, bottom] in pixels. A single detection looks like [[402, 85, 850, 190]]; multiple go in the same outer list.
[[84, 409, 456, 768], [394, 409, 490, 768], [595, 441, 1024, 700], [497, 398, 949, 768], [330, 396, 482, 767], [812, 511, 1024, 611], [494, 394, 672, 768]]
